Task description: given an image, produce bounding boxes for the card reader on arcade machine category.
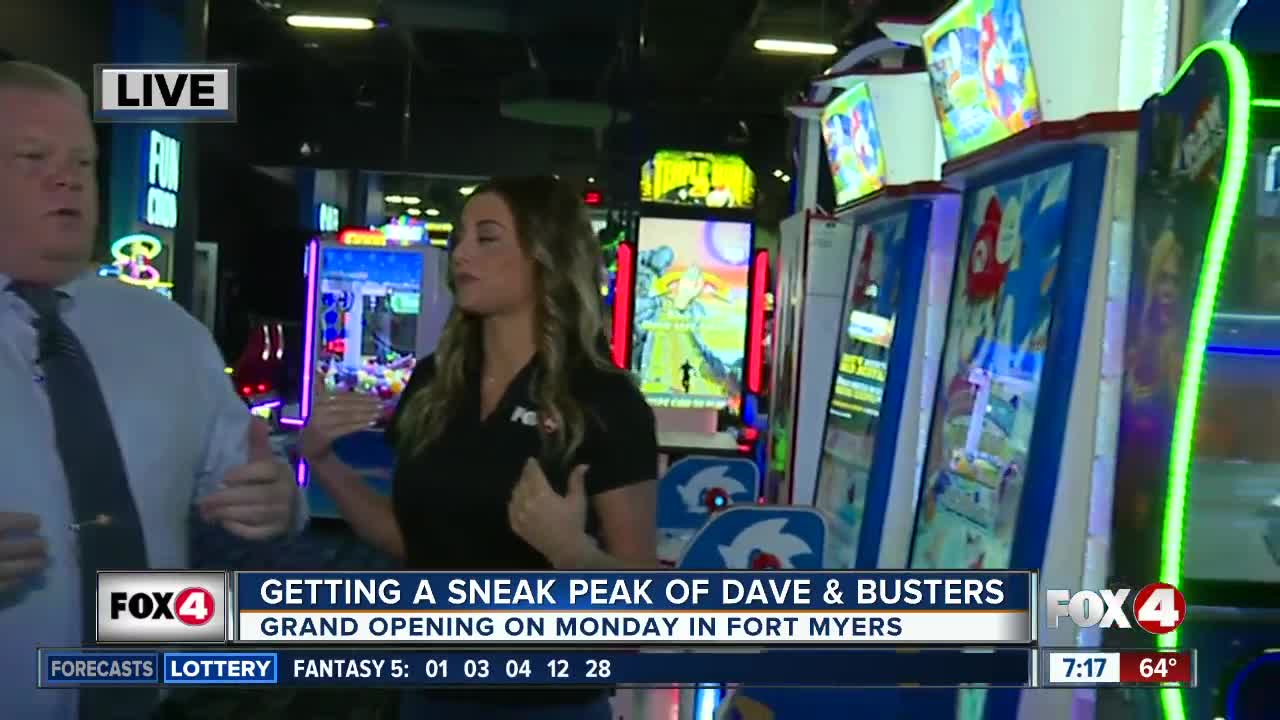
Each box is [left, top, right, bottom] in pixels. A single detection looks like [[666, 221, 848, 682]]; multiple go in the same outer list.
[[294, 226, 451, 518]]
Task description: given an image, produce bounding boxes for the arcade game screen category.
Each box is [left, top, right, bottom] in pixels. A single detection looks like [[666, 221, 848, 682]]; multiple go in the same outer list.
[[815, 211, 909, 566], [923, 0, 1042, 159], [640, 150, 757, 209], [317, 247, 423, 421], [909, 160, 1072, 573], [821, 82, 887, 207], [630, 217, 753, 410]]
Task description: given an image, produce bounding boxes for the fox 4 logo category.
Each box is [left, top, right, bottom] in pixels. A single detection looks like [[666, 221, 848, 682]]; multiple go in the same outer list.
[[1046, 582, 1187, 634], [96, 571, 227, 643]]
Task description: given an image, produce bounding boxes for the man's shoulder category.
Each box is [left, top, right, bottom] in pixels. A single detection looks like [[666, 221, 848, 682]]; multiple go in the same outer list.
[[75, 276, 202, 332]]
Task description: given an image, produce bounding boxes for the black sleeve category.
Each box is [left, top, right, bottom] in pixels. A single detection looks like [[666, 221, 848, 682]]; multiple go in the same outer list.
[[385, 355, 436, 448], [581, 372, 658, 496]]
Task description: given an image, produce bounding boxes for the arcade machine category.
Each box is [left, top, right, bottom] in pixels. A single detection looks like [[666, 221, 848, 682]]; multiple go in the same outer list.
[[770, 58, 959, 575], [294, 225, 451, 518], [625, 149, 769, 466], [1092, 17, 1280, 719], [230, 318, 288, 419], [623, 151, 767, 563]]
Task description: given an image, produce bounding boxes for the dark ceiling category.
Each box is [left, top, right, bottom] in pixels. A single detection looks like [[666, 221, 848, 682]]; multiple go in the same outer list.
[[207, 0, 946, 205]]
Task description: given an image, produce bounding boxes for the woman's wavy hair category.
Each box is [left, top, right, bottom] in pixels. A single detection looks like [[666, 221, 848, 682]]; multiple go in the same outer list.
[[397, 176, 624, 462]]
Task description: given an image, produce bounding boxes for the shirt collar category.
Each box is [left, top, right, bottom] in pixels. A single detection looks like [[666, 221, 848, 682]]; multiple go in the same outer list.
[[0, 268, 89, 303]]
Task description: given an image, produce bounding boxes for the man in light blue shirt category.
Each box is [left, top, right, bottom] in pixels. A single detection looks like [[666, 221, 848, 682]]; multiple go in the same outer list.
[[0, 62, 307, 718]]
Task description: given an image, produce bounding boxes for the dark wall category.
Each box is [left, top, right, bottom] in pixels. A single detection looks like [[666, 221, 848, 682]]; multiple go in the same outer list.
[[0, 0, 110, 90], [201, 148, 306, 358]]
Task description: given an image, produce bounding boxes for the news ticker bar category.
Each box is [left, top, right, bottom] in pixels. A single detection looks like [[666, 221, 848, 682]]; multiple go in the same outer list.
[[37, 648, 1195, 689], [95, 570, 1036, 645]]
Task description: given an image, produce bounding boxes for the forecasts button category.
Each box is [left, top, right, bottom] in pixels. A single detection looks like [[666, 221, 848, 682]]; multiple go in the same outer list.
[[163, 653, 278, 684], [41, 651, 159, 686]]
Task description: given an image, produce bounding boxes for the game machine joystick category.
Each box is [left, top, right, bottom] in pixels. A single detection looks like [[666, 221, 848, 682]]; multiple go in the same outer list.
[[295, 227, 451, 519]]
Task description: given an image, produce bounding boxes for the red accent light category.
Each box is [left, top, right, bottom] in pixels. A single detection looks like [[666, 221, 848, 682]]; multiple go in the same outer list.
[[257, 383, 268, 392], [612, 243, 634, 368], [750, 552, 781, 570], [583, 190, 603, 206], [240, 386, 252, 396], [746, 249, 768, 393], [337, 228, 386, 246], [742, 427, 759, 441]]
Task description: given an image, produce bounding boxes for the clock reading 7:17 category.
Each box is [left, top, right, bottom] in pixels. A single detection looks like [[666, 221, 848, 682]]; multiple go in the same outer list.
[[1061, 655, 1107, 679]]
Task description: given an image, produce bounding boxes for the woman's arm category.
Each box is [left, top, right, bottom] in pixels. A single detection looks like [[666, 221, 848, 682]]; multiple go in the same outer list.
[[306, 454, 406, 560], [554, 481, 657, 570]]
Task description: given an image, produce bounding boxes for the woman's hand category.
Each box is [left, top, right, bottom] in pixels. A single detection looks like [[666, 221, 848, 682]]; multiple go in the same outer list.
[[508, 459, 592, 566], [299, 378, 383, 463]]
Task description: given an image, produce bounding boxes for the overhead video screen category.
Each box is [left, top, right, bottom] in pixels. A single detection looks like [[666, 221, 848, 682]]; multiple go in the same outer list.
[[821, 82, 887, 206], [640, 150, 757, 209]]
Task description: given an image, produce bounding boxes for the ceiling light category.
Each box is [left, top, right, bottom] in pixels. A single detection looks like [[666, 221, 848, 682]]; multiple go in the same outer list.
[[406, 208, 422, 216], [400, 195, 421, 205], [753, 39, 838, 56], [286, 15, 375, 30], [384, 195, 402, 203], [458, 185, 476, 196], [587, 177, 596, 184], [425, 208, 441, 217], [772, 169, 783, 178], [781, 174, 791, 182]]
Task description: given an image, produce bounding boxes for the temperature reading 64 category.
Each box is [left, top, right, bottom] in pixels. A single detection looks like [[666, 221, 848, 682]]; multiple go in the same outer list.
[[1119, 651, 1194, 685]]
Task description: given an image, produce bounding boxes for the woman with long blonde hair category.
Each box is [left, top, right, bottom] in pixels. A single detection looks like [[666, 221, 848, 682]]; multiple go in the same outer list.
[[300, 177, 658, 719]]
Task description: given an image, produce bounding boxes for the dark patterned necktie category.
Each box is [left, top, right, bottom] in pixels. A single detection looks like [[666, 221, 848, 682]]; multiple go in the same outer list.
[[9, 283, 155, 719]]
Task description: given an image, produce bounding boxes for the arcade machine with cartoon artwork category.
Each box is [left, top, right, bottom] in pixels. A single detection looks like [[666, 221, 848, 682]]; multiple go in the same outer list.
[[294, 226, 451, 518], [1090, 15, 1280, 718], [624, 151, 768, 564], [724, 0, 1181, 716], [777, 64, 961, 575]]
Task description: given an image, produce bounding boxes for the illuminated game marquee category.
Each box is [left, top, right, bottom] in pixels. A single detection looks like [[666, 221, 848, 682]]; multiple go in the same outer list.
[[640, 150, 757, 209]]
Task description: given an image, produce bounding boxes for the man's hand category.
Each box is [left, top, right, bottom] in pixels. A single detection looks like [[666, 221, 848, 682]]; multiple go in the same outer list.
[[0, 512, 47, 594], [198, 420, 297, 541]]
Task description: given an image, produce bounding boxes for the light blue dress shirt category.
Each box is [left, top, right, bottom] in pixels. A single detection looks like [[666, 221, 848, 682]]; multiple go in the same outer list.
[[0, 270, 304, 719]]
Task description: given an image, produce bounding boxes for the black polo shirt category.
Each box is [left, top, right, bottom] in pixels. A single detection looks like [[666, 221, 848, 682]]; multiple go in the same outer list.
[[386, 352, 657, 707]]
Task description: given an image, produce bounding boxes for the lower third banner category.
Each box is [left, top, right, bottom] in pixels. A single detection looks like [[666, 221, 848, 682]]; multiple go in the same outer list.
[[39, 648, 1031, 688]]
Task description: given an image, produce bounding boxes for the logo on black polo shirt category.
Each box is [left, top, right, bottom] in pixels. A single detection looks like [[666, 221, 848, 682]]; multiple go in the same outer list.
[[510, 405, 558, 433]]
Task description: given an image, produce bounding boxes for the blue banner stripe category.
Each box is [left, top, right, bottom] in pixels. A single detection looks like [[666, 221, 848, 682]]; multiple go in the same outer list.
[[233, 571, 1032, 612]]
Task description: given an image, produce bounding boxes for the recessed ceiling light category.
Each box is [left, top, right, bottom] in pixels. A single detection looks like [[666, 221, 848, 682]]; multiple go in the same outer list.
[[459, 185, 476, 196], [384, 195, 402, 203], [406, 208, 422, 216], [772, 169, 783, 178], [587, 177, 596, 184], [753, 38, 838, 55], [400, 195, 421, 205], [781, 174, 791, 182], [286, 15, 375, 31], [425, 208, 441, 217]]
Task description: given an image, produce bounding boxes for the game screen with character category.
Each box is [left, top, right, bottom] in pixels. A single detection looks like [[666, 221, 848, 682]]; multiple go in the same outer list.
[[640, 150, 757, 209], [909, 160, 1072, 574], [923, 0, 1042, 160], [821, 82, 887, 206], [630, 217, 753, 411], [815, 211, 909, 566], [317, 247, 422, 421]]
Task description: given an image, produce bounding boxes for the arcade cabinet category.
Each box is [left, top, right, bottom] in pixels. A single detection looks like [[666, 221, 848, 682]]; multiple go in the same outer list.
[[1092, 28, 1280, 720], [625, 149, 769, 470], [294, 226, 451, 518], [772, 60, 961, 572]]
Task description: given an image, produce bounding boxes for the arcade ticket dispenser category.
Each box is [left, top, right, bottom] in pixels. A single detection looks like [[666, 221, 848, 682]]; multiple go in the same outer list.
[[296, 227, 451, 518]]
